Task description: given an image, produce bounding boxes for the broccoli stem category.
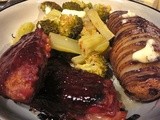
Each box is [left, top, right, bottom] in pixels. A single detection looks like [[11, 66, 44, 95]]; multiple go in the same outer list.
[[49, 32, 81, 54]]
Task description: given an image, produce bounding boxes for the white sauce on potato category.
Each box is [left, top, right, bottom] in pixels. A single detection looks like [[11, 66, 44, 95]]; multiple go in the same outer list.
[[122, 19, 128, 24], [132, 39, 159, 63]]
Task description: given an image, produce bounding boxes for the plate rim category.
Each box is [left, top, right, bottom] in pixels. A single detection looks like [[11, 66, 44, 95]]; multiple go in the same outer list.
[[0, 0, 160, 120], [128, 0, 160, 13], [0, 0, 160, 13]]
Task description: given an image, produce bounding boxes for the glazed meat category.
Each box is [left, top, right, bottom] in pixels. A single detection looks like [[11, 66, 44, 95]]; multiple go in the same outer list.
[[31, 50, 126, 120], [0, 29, 51, 103], [107, 11, 160, 102]]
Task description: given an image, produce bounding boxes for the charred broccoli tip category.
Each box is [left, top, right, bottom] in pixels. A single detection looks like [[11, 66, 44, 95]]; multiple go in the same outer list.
[[71, 0, 93, 9], [62, 1, 83, 11], [37, 19, 59, 35], [40, 1, 62, 14]]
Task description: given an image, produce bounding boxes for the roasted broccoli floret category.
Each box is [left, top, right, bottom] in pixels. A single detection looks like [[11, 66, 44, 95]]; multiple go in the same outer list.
[[40, 1, 62, 14], [93, 4, 111, 22], [72, 52, 107, 77], [59, 14, 83, 39], [37, 19, 59, 35], [71, 0, 93, 9], [62, 1, 83, 11]]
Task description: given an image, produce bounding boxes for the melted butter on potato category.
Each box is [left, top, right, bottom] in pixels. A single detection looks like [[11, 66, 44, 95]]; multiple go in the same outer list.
[[132, 39, 159, 63]]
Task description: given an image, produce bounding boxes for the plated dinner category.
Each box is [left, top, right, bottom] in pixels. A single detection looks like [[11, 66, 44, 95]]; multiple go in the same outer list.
[[0, 0, 160, 120]]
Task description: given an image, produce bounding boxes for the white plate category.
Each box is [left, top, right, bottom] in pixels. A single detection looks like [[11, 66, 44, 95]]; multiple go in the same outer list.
[[0, 0, 160, 120]]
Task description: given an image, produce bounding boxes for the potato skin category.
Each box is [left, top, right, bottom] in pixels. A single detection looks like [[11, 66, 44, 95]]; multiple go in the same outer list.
[[107, 11, 160, 102]]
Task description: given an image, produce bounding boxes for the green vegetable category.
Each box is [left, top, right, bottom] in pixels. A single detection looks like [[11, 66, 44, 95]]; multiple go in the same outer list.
[[40, 1, 62, 14], [38, 11, 83, 38], [71, 0, 93, 9], [37, 19, 59, 35], [59, 14, 83, 39], [72, 52, 107, 77], [49, 32, 81, 54], [62, 1, 83, 11], [93, 4, 111, 22]]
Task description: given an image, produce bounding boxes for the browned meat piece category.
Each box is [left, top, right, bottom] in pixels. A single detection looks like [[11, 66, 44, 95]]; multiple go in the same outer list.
[[0, 29, 51, 103], [107, 11, 160, 102], [31, 50, 127, 120]]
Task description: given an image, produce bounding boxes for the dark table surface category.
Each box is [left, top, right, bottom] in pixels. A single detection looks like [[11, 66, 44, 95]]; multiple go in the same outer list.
[[0, 0, 26, 11]]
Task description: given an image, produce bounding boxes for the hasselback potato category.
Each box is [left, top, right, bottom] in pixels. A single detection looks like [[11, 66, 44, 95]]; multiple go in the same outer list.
[[107, 11, 160, 102]]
